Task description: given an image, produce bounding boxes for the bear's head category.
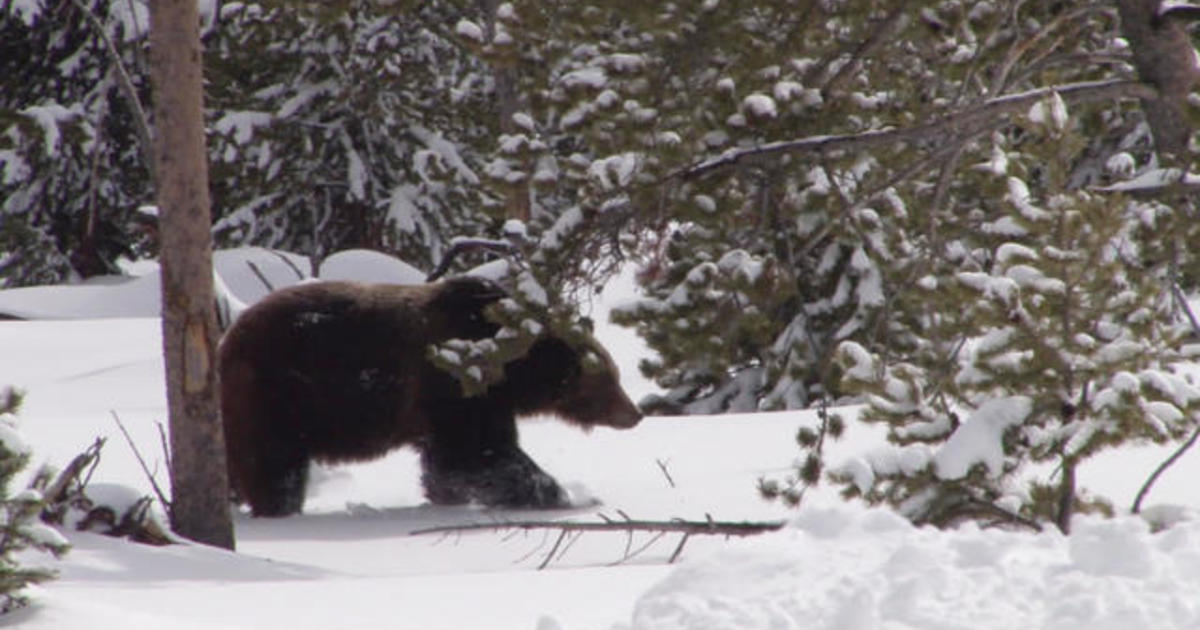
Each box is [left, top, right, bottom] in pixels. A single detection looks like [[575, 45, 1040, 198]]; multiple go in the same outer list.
[[552, 339, 643, 429], [507, 334, 643, 430], [435, 276, 643, 430]]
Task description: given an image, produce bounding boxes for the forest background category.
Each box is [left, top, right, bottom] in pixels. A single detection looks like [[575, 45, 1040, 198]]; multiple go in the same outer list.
[[4, 0, 1200, 534]]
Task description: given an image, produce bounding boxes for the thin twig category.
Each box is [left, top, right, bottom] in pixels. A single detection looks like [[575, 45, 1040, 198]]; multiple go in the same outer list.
[[538, 529, 570, 570], [111, 411, 173, 516], [655, 458, 676, 488], [156, 421, 172, 478], [1170, 282, 1200, 336], [246, 260, 276, 293], [555, 530, 585, 565], [1132, 424, 1200, 514], [617, 531, 667, 565], [270, 249, 309, 281], [668, 533, 690, 564]]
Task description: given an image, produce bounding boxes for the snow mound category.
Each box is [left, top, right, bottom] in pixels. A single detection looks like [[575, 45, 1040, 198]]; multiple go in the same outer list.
[[623, 504, 1200, 630], [317, 249, 426, 285], [0, 247, 310, 319]]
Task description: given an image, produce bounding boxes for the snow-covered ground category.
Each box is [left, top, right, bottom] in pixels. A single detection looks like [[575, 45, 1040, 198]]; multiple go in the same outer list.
[[4, 249, 1200, 629]]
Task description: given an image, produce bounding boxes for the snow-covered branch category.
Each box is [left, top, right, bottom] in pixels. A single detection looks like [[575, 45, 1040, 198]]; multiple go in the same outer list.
[[68, 0, 155, 183], [676, 79, 1157, 181]]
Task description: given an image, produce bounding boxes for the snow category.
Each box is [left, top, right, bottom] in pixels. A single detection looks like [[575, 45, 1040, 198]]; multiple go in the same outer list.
[[0, 248, 311, 319], [1027, 91, 1069, 130], [214, 111, 273, 146], [773, 80, 805, 103], [0, 412, 30, 455], [455, 19, 485, 43], [588, 153, 639, 190], [512, 112, 536, 132], [20, 103, 78, 157], [1099, 167, 1200, 192], [741, 93, 777, 119], [4, 256, 1200, 629], [560, 67, 608, 91], [629, 507, 1200, 630], [318, 249, 426, 285], [933, 396, 1032, 479]]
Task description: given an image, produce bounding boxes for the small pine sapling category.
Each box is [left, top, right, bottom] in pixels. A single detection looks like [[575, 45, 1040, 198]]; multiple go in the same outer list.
[[759, 398, 845, 507], [0, 388, 69, 614], [828, 96, 1200, 533]]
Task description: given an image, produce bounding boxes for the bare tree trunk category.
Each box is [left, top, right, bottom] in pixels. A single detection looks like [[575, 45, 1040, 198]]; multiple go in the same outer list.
[[148, 0, 234, 550], [1056, 456, 1076, 535]]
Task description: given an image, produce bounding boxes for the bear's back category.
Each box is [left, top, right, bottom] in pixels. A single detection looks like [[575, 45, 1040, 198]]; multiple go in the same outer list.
[[220, 282, 441, 459]]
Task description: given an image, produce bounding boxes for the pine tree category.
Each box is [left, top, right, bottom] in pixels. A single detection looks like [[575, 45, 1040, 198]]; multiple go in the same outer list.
[[0, 1, 155, 286], [830, 97, 1200, 532], [0, 388, 69, 614]]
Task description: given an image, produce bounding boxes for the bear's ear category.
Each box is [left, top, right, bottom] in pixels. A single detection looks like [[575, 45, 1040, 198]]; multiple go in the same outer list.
[[431, 276, 509, 337]]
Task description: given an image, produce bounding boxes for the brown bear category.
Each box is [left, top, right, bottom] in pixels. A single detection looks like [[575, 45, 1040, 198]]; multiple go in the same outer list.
[[218, 276, 642, 517]]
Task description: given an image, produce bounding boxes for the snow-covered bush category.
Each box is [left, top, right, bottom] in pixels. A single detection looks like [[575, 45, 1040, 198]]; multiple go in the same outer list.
[[0, 388, 69, 614]]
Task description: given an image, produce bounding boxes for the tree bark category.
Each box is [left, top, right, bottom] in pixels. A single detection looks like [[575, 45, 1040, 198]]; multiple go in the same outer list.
[[148, 0, 235, 550]]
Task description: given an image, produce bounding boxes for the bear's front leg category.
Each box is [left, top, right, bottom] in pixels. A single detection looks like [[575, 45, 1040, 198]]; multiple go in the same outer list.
[[419, 444, 569, 509], [422, 444, 571, 508], [420, 404, 571, 509]]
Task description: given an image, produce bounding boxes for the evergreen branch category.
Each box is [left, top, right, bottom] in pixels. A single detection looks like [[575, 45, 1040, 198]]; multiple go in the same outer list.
[[68, 0, 156, 184], [819, 0, 912, 95], [674, 79, 1157, 182]]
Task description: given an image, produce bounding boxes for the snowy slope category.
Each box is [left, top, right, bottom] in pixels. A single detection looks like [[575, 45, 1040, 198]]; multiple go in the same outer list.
[[3, 255, 1200, 629]]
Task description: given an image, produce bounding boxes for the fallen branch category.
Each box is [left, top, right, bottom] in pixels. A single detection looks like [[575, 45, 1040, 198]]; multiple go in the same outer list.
[[33, 436, 176, 546], [412, 517, 784, 538], [39, 437, 105, 508], [411, 516, 786, 568]]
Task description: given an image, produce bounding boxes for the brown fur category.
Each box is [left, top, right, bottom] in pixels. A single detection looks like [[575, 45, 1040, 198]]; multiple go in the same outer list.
[[218, 277, 641, 516]]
